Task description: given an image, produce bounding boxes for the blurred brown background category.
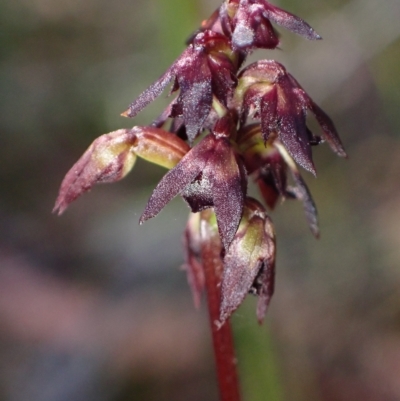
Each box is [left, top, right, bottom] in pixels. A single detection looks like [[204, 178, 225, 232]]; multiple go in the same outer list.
[[1, 0, 400, 400]]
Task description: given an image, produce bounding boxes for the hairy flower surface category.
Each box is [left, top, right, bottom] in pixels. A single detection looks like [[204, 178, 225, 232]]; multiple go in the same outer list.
[[124, 30, 239, 143], [55, 0, 346, 327], [140, 131, 247, 250], [53, 129, 137, 215], [54, 127, 189, 215], [237, 123, 319, 236], [220, 197, 275, 323], [184, 199, 275, 324], [219, 0, 320, 52], [235, 60, 346, 174]]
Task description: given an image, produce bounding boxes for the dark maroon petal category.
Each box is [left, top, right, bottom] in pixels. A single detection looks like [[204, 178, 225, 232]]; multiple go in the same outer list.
[[253, 17, 279, 50], [289, 168, 319, 238], [210, 139, 246, 250], [265, 151, 288, 195], [171, 118, 186, 139], [237, 155, 248, 199], [269, 155, 288, 195], [219, 0, 236, 38], [257, 176, 280, 209], [231, 1, 258, 50], [220, 216, 265, 322], [139, 135, 215, 224], [256, 152, 287, 209], [287, 73, 347, 158], [278, 111, 315, 175], [308, 99, 347, 157], [186, 8, 221, 44], [252, 214, 276, 323], [276, 82, 316, 175], [261, 0, 321, 40], [221, 259, 263, 322], [207, 53, 237, 105], [183, 149, 247, 237], [240, 83, 268, 125], [232, 2, 279, 51], [260, 86, 278, 141], [181, 171, 214, 212], [123, 68, 175, 118], [176, 48, 212, 142], [151, 98, 177, 128]]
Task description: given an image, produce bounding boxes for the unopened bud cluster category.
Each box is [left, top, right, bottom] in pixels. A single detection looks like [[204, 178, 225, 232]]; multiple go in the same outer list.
[[54, 0, 345, 323]]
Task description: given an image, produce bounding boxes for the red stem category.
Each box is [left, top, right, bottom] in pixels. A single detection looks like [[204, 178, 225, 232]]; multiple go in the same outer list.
[[200, 212, 241, 401]]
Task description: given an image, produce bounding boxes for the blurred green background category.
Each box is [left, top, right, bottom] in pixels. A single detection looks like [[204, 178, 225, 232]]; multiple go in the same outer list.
[[1, 0, 400, 400]]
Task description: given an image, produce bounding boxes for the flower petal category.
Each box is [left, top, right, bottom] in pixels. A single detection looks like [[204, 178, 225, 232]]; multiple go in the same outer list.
[[308, 99, 347, 157], [277, 84, 316, 175], [255, 263, 275, 323], [123, 68, 175, 118], [288, 166, 319, 237], [53, 129, 137, 215], [181, 171, 214, 212], [220, 220, 265, 322], [232, 2, 279, 51], [278, 113, 315, 175], [232, 2, 258, 50], [210, 140, 247, 250], [176, 47, 213, 143], [260, 85, 278, 141], [219, 0, 236, 38], [220, 198, 274, 323], [254, 214, 276, 323], [207, 52, 237, 106], [257, 150, 287, 208], [261, 0, 321, 40], [139, 134, 215, 224], [274, 141, 319, 236]]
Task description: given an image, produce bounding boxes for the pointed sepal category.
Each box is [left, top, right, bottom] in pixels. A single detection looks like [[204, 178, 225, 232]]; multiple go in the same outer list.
[[53, 129, 137, 215], [260, 0, 321, 40], [139, 134, 215, 224], [220, 198, 276, 323]]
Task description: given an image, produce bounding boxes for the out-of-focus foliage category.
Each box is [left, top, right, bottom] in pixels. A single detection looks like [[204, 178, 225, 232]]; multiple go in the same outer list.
[[1, 0, 400, 400]]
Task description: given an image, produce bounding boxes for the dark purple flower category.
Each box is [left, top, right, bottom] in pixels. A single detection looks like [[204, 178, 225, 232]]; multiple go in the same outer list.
[[123, 30, 239, 143], [140, 131, 247, 250], [219, 0, 320, 52], [237, 123, 319, 237], [235, 60, 346, 175]]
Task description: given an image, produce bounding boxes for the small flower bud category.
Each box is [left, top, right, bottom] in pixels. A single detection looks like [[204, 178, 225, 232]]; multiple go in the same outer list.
[[53, 129, 137, 215], [220, 197, 275, 323]]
